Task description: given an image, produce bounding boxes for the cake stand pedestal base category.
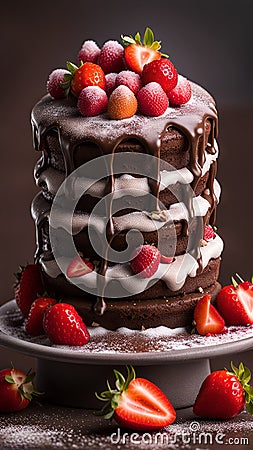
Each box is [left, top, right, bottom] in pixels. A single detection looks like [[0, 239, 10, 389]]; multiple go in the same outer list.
[[36, 358, 211, 409]]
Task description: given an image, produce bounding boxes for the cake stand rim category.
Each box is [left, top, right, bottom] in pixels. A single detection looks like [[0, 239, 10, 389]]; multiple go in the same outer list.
[[1, 299, 253, 365]]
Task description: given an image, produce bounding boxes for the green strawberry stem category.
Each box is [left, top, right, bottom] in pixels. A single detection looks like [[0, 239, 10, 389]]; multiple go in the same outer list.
[[228, 362, 253, 414], [95, 366, 136, 419], [231, 273, 245, 289], [121, 27, 168, 58]]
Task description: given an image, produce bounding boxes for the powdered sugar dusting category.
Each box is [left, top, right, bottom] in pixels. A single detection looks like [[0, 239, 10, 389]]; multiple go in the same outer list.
[[0, 301, 253, 356]]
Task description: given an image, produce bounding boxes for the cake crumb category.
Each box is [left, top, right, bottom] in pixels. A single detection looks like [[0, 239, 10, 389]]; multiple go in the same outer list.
[[91, 322, 100, 327], [198, 287, 204, 293]]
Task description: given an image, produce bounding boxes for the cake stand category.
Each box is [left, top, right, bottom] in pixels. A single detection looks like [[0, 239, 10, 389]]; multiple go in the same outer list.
[[1, 299, 253, 410]]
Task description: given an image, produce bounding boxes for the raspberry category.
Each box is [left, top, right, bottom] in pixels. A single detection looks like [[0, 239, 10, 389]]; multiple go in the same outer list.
[[78, 40, 101, 64], [142, 59, 178, 93], [105, 72, 117, 96], [99, 40, 125, 74], [78, 86, 108, 117], [167, 75, 192, 105], [137, 82, 168, 117], [108, 85, 137, 120], [47, 69, 70, 99], [130, 245, 161, 278], [115, 70, 142, 95]]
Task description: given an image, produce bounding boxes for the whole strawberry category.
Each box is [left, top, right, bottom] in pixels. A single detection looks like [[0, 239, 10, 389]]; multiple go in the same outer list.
[[43, 303, 90, 346], [0, 368, 39, 412], [97, 366, 176, 430], [142, 59, 178, 94], [78, 40, 101, 65], [108, 85, 137, 120], [98, 40, 125, 74], [130, 244, 161, 278], [167, 75, 192, 105], [137, 82, 168, 117], [78, 86, 108, 117], [115, 70, 142, 95], [217, 274, 253, 325], [14, 264, 44, 317], [26, 296, 56, 336], [65, 61, 106, 98], [47, 69, 71, 99], [193, 362, 253, 419]]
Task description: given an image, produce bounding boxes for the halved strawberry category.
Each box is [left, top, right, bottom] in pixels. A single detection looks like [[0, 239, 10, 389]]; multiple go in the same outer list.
[[66, 256, 94, 278], [194, 294, 226, 336], [160, 255, 175, 264], [217, 275, 253, 325], [97, 366, 176, 430], [122, 27, 166, 74]]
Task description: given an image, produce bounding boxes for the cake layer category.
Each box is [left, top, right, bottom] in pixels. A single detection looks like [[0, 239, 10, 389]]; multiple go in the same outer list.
[[41, 278, 221, 330]]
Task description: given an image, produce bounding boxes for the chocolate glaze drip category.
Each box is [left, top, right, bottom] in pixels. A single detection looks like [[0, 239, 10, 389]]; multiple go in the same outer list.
[[31, 81, 218, 315]]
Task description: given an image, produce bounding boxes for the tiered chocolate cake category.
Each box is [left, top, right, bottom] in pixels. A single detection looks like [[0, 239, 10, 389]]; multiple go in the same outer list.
[[30, 31, 223, 330]]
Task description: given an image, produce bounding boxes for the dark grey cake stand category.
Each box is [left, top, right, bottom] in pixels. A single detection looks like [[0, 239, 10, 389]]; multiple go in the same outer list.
[[1, 300, 253, 410]]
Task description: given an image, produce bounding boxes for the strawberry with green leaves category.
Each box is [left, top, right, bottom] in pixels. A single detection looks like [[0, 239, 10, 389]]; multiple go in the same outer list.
[[0, 368, 40, 412], [96, 366, 176, 430], [122, 27, 167, 74], [63, 61, 106, 97], [193, 362, 253, 419]]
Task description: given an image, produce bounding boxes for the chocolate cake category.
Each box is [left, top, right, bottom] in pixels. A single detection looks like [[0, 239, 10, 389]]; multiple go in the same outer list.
[[30, 33, 223, 330]]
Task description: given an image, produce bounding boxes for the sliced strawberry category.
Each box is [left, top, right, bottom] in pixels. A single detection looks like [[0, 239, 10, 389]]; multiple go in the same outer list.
[[66, 256, 94, 278], [193, 362, 253, 419], [97, 366, 176, 430], [26, 297, 56, 336], [14, 264, 44, 317], [122, 27, 164, 74], [217, 278, 253, 325], [124, 44, 161, 74], [160, 255, 175, 264], [194, 294, 226, 335]]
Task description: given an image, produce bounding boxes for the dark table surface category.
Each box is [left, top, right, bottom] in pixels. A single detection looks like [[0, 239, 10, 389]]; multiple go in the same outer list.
[[0, 402, 252, 450]]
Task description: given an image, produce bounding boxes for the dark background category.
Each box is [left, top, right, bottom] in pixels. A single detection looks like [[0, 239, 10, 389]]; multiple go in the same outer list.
[[0, 0, 252, 368]]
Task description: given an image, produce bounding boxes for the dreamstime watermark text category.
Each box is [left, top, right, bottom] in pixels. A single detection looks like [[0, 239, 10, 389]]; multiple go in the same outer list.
[[110, 422, 250, 446]]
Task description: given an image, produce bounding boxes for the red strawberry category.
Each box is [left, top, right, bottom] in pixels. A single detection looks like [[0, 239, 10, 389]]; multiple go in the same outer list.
[[98, 40, 125, 74], [78, 40, 101, 64], [66, 256, 94, 278], [193, 362, 253, 419], [0, 368, 39, 412], [97, 366, 176, 430], [130, 244, 161, 278], [167, 75, 192, 105], [122, 27, 164, 74], [26, 297, 56, 336], [14, 264, 44, 317], [47, 69, 70, 99], [105, 72, 117, 96], [108, 85, 138, 120], [193, 294, 226, 335], [66, 61, 105, 97], [115, 70, 142, 94], [217, 275, 253, 325], [142, 59, 178, 93], [137, 82, 168, 117], [204, 224, 216, 241], [160, 255, 175, 264], [77, 86, 108, 117], [43, 303, 90, 346]]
